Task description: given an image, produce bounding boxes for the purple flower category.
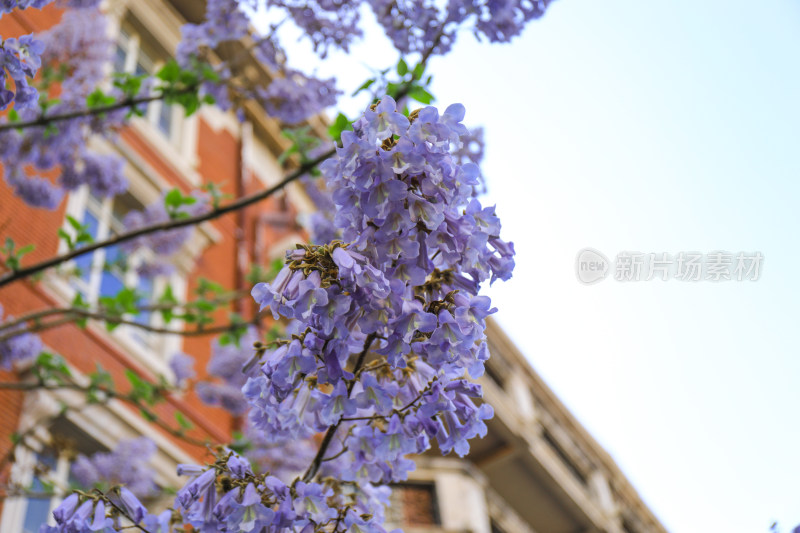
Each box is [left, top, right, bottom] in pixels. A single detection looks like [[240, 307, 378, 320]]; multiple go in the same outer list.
[[71, 437, 157, 497], [0, 304, 43, 369], [363, 96, 410, 142], [170, 352, 196, 386], [259, 71, 340, 125], [3, 169, 63, 210]]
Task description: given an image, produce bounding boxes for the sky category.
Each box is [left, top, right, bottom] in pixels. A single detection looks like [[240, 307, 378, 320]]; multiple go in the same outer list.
[[262, 2, 800, 531]]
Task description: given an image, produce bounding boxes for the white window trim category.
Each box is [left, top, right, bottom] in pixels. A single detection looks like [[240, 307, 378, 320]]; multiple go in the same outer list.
[[0, 436, 71, 532], [54, 187, 184, 379], [44, 127, 222, 381], [0, 384, 194, 532], [106, 4, 202, 186]]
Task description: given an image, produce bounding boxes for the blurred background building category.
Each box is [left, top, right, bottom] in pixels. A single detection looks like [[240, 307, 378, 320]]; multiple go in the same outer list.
[[0, 1, 665, 532]]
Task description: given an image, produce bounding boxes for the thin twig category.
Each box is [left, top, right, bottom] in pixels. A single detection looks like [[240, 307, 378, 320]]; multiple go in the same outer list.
[[0, 380, 212, 448], [0, 150, 333, 288], [0, 90, 192, 133], [301, 333, 376, 483], [0, 290, 248, 335], [101, 489, 154, 533], [0, 307, 266, 344]]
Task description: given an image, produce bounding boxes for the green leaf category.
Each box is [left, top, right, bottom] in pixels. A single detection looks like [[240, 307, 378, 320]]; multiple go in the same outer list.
[[408, 86, 434, 104], [16, 244, 34, 259], [156, 60, 181, 83], [327, 112, 353, 142], [66, 215, 82, 231], [113, 73, 144, 98], [89, 364, 114, 391], [277, 145, 298, 166], [178, 69, 199, 87], [117, 288, 139, 314], [385, 82, 400, 98], [71, 293, 89, 328], [126, 369, 157, 405], [351, 78, 375, 97], [200, 64, 220, 82], [194, 300, 215, 312], [57, 229, 73, 250], [182, 95, 200, 117], [175, 412, 193, 430], [195, 278, 226, 296], [397, 58, 409, 77], [164, 188, 184, 209], [86, 89, 116, 109], [164, 189, 196, 216], [159, 285, 177, 323], [412, 62, 426, 81]]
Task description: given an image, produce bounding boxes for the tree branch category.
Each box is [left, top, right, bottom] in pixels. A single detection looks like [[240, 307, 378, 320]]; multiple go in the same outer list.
[[0, 380, 213, 448], [0, 306, 266, 344], [0, 90, 192, 133], [301, 333, 376, 483], [0, 290, 248, 335], [0, 149, 333, 288]]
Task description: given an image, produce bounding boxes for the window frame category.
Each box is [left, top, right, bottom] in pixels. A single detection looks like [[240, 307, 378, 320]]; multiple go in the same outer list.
[[105, 5, 202, 187], [57, 185, 186, 378], [113, 26, 183, 145], [0, 435, 72, 533], [0, 387, 196, 533]]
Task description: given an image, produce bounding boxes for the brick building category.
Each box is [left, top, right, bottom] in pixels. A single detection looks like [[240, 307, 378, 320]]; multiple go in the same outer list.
[[0, 1, 666, 532]]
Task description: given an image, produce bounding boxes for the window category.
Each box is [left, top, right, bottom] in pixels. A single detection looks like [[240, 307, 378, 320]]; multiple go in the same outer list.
[[63, 188, 177, 355], [113, 27, 180, 142], [0, 420, 104, 533], [385, 483, 440, 528]]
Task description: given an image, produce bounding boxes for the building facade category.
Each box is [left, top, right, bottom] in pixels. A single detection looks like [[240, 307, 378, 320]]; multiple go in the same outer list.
[[0, 1, 314, 530], [386, 319, 667, 533], [0, 2, 666, 532]]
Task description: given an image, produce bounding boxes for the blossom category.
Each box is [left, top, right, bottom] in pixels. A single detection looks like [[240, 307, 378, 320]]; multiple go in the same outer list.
[[195, 328, 260, 415], [71, 437, 158, 497], [170, 352, 196, 386], [0, 304, 42, 369]]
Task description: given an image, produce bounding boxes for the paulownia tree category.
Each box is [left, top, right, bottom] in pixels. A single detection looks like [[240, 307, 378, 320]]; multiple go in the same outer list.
[[0, 0, 553, 531]]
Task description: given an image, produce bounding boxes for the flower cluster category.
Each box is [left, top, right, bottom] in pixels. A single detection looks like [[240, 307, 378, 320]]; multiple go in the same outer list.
[[0, 304, 42, 370], [268, 0, 363, 57], [119, 190, 210, 273], [257, 70, 340, 125], [0, 0, 548, 526], [176, 0, 341, 125], [71, 437, 158, 497], [43, 486, 157, 533], [47, 449, 389, 533], [368, 0, 554, 55], [169, 351, 196, 386], [228, 97, 513, 527], [0, 0, 100, 18], [0, 9, 126, 209], [195, 328, 261, 415], [36, 96, 514, 533], [174, 451, 390, 533], [0, 33, 44, 110]]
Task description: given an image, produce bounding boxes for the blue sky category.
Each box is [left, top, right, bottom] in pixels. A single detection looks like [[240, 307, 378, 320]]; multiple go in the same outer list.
[[265, 1, 800, 530]]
